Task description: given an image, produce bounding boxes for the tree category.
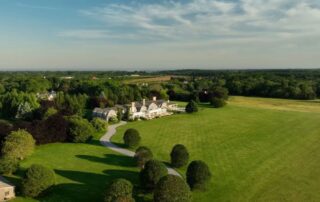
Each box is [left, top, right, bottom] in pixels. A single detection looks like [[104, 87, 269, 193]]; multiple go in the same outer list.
[[43, 107, 58, 120], [186, 160, 211, 191], [104, 178, 134, 202], [170, 144, 189, 168], [140, 160, 168, 191], [154, 175, 191, 202], [0, 156, 19, 175], [1, 129, 35, 160], [22, 164, 56, 198], [185, 100, 198, 113], [210, 97, 227, 108], [123, 129, 141, 148], [67, 116, 94, 143], [91, 118, 107, 132], [210, 87, 229, 100], [134, 146, 153, 168]]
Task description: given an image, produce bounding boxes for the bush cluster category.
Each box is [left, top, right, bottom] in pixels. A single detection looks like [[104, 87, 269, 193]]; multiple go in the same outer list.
[[22, 164, 56, 198], [91, 118, 107, 132], [67, 116, 94, 143]]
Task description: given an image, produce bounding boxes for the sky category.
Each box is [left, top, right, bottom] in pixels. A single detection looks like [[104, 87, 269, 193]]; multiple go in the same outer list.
[[0, 0, 320, 71]]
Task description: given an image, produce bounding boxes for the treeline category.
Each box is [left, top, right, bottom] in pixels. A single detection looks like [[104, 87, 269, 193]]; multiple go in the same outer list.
[[163, 69, 320, 100]]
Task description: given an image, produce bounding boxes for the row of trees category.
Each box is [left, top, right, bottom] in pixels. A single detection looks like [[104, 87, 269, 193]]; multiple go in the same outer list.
[[114, 128, 211, 201]]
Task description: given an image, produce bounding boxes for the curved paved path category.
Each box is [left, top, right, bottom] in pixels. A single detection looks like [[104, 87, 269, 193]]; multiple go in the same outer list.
[[100, 121, 181, 177]]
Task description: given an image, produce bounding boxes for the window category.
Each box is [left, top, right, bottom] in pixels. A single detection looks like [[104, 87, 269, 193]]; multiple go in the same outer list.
[[5, 191, 10, 196]]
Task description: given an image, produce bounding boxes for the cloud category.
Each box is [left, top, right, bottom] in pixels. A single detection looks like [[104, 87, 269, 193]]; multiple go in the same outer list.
[[60, 0, 320, 45]]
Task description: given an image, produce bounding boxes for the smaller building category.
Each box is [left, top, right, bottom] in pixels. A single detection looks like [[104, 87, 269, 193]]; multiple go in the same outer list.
[[0, 176, 15, 201], [92, 107, 118, 122]]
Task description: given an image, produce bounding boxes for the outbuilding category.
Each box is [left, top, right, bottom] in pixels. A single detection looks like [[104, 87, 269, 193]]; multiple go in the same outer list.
[[0, 176, 15, 201]]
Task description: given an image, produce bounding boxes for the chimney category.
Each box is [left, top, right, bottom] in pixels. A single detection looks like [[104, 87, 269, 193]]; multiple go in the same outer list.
[[143, 99, 146, 106], [131, 102, 135, 109], [153, 96, 157, 101]]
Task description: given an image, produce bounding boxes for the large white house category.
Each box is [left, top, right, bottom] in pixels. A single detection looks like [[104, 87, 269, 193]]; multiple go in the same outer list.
[[127, 97, 179, 120], [0, 176, 15, 201], [92, 97, 181, 121]]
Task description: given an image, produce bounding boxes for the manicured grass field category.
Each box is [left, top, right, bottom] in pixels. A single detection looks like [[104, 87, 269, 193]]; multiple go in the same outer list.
[[9, 138, 140, 202], [112, 96, 320, 201]]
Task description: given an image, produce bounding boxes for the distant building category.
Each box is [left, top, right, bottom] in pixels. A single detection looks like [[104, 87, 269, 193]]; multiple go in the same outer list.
[[93, 108, 118, 122], [0, 176, 15, 201]]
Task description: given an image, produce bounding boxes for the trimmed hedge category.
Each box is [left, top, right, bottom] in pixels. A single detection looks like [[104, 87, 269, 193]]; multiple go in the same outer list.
[[170, 144, 189, 168]]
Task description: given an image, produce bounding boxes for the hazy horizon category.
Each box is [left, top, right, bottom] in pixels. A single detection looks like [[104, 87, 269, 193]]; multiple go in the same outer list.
[[1, 0, 320, 70]]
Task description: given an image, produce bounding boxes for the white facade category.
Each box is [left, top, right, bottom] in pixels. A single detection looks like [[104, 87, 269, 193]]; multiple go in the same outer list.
[[129, 97, 178, 120], [0, 177, 15, 201]]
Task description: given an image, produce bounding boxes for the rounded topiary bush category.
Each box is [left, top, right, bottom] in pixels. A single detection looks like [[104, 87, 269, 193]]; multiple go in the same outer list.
[[140, 160, 168, 191], [154, 175, 191, 202], [104, 178, 134, 202], [210, 97, 227, 108], [123, 129, 141, 148], [22, 164, 56, 198], [186, 160, 211, 191], [185, 100, 198, 113], [134, 146, 153, 168], [170, 144, 189, 168], [67, 116, 95, 143]]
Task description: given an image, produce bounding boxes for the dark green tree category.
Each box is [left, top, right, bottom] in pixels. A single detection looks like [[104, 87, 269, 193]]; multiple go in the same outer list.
[[22, 164, 56, 198], [154, 175, 191, 202], [67, 116, 94, 143], [140, 160, 168, 191], [134, 146, 153, 168], [123, 129, 141, 148], [170, 144, 189, 168], [185, 100, 198, 113], [186, 160, 211, 191], [104, 178, 134, 202]]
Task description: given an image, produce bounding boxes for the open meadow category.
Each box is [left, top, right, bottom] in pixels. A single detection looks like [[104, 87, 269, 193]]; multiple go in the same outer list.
[[112, 96, 320, 202], [8, 96, 320, 202]]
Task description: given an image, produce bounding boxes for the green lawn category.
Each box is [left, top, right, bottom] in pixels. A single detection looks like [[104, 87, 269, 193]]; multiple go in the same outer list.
[[112, 97, 320, 202], [9, 138, 140, 202]]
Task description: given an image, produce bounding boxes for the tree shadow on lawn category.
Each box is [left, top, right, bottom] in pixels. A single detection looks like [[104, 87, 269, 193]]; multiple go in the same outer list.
[[52, 169, 141, 202], [76, 154, 136, 167]]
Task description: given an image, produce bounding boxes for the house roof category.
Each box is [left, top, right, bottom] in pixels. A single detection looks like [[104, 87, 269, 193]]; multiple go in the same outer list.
[[0, 176, 14, 188], [93, 108, 116, 114]]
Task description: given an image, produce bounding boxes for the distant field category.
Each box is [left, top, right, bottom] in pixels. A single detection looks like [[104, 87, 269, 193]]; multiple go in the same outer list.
[[112, 96, 320, 201], [123, 75, 172, 84]]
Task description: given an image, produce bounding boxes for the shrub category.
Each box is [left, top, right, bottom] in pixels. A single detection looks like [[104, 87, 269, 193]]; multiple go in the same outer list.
[[186, 160, 211, 191], [1, 129, 35, 160], [170, 144, 189, 168], [22, 164, 56, 198], [134, 146, 153, 168], [43, 107, 58, 119], [123, 129, 141, 148], [67, 116, 94, 143], [210, 97, 227, 108], [140, 160, 168, 191], [185, 100, 198, 113], [154, 175, 191, 202], [104, 178, 134, 202], [91, 118, 107, 132], [0, 156, 19, 175]]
